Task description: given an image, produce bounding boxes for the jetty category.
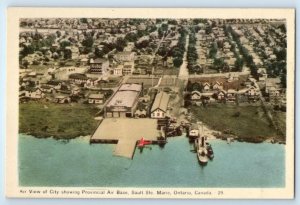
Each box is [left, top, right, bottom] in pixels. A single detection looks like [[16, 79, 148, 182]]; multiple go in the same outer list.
[[90, 118, 163, 159]]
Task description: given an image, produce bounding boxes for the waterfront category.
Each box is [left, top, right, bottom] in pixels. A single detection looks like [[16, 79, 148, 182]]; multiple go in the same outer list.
[[19, 134, 285, 188]]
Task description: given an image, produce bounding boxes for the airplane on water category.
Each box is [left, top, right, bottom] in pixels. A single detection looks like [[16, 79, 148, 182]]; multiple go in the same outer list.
[[137, 137, 153, 153], [137, 137, 152, 148]]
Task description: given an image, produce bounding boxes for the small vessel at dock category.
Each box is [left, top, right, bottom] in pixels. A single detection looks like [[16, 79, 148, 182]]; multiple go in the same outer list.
[[194, 130, 214, 165]]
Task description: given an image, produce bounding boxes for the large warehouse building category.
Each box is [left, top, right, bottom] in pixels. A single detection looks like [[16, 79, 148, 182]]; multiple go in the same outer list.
[[104, 83, 142, 118]]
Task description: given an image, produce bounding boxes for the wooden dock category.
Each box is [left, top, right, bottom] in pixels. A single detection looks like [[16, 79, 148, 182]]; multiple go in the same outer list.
[[90, 118, 161, 159], [113, 139, 137, 159]]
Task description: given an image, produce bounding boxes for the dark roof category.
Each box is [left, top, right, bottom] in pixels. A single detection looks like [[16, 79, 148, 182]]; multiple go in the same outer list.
[[69, 73, 88, 80], [92, 58, 108, 64], [47, 80, 62, 86]]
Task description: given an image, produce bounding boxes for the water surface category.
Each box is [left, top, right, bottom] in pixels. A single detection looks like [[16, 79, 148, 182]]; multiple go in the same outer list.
[[19, 134, 285, 187]]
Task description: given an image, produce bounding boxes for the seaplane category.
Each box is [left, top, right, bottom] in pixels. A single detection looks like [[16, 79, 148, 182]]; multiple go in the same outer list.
[[137, 137, 152, 151]]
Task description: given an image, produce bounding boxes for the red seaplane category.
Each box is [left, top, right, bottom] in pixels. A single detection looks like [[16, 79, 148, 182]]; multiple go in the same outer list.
[[137, 137, 152, 149]]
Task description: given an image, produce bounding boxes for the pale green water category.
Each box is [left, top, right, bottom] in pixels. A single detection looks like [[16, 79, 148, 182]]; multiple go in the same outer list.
[[19, 134, 285, 187]]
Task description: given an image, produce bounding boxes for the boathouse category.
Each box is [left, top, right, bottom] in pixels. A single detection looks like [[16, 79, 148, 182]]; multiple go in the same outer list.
[[150, 91, 170, 119]]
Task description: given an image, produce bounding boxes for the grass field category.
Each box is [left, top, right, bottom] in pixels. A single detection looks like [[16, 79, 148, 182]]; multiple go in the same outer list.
[[190, 104, 282, 142], [19, 101, 100, 139]]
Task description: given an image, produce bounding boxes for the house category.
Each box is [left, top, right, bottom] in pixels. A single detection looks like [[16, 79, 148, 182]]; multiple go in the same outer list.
[[88, 93, 104, 104], [245, 86, 259, 97], [265, 77, 281, 97], [71, 87, 81, 95], [268, 87, 281, 97], [202, 82, 211, 92], [151, 91, 170, 119], [115, 51, 135, 62], [71, 46, 80, 59], [134, 109, 147, 118], [80, 58, 89, 66], [46, 80, 62, 90], [40, 84, 55, 93], [54, 95, 71, 104], [69, 73, 89, 84], [89, 58, 109, 75], [212, 81, 223, 90], [113, 65, 123, 76], [226, 89, 237, 102], [123, 62, 134, 75], [191, 91, 202, 101], [216, 90, 226, 100], [24, 87, 45, 99]]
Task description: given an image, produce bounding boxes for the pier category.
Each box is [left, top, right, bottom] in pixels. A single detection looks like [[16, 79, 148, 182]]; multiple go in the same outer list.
[[90, 118, 162, 159]]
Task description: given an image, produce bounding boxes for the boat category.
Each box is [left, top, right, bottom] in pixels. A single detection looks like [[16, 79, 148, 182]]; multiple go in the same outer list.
[[205, 142, 214, 159], [189, 124, 199, 139], [195, 137, 209, 165]]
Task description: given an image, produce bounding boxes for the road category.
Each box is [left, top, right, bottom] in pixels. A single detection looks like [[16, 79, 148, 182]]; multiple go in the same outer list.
[[178, 35, 189, 79]]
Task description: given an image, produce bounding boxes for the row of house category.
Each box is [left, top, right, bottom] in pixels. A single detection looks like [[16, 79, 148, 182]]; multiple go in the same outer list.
[[190, 85, 260, 103]]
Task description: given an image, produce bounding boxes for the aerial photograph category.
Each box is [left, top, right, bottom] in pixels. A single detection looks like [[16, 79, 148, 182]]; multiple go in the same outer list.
[[18, 17, 287, 188]]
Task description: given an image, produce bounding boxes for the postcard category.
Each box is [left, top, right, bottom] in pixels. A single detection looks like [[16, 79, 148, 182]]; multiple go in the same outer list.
[[5, 8, 295, 199]]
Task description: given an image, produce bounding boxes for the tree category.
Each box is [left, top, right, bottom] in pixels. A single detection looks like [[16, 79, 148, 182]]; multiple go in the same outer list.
[[82, 36, 94, 48], [95, 47, 105, 58], [64, 49, 72, 59], [60, 40, 71, 49], [115, 37, 127, 52], [56, 30, 62, 38], [21, 44, 34, 57], [173, 57, 183, 68], [125, 32, 138, 42], [80, 18, 88, 24], [22, 60, 29, 69], [157, 46, 168, 56]]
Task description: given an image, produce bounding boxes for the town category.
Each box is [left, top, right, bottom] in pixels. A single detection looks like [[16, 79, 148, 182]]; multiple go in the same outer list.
[[18, 18, 287, 159]]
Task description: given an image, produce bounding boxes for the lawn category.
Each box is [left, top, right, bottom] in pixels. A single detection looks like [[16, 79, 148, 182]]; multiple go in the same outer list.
[[190, 104, 282, 142], [19, 101, 100, 139]]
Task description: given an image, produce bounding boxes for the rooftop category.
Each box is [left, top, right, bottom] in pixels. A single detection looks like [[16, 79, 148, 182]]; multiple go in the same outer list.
[[119, 83, 142, 92], [106, 90, 139, 108], [151, 91, 170, 113]]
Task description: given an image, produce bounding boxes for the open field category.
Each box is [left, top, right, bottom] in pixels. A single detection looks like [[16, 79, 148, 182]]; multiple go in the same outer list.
[[190, 104, 283, 143], [19, 101, 100, 139]]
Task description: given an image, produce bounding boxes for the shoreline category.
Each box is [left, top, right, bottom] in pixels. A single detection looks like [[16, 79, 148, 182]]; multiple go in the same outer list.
[[19, 132, 286, 145]]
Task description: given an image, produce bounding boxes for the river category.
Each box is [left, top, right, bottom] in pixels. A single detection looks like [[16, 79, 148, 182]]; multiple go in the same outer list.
[[19, 134, 285, 188]]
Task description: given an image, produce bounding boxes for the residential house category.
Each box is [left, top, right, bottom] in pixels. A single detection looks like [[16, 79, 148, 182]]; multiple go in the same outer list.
[[191, 91, 202, 101], [115, 51, 135, 62], [202, 82, 211, 92], [212, 81, 223, 90], [54, 95, 71, 104], [46, 80, 62, 90], [88, 93, 104, 104], [227, 89, 237, 102], [80, 58, 89, 66], [134, 109, 147, 118], [24, 87, 45, 99], [216, 90, 226, 101], [40, 84, 55, 93]]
